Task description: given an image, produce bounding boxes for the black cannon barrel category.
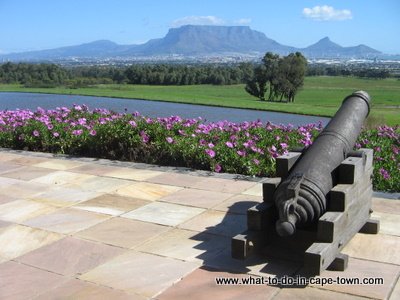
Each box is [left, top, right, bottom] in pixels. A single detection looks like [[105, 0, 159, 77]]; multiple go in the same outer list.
[[273, 91, 371, 236]]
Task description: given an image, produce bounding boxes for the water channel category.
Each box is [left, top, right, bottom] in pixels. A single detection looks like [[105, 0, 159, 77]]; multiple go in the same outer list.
[[0, 92, 330, 126]]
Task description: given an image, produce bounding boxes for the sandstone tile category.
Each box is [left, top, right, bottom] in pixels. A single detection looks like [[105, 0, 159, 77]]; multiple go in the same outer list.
[[0, 152, 21, 161], [147, 172, 205, 188], [342, 233, 400, 265], [0, 219, 12, 229], [179, 210, 247, 237], [74, 194, 150, 216], [156, 266, 279, 300], [0, 200, 58, 223], [0, 224, 62, 259], [34, 278, 142, 300], [371, 211, 400, 236], [32, 159, 87, 170], [192, 178, 258, 194], [17, 236, 126, 276], [30, 170, 95, 186], [159, 188, 234, 209], [122, 202, 205, 227], [69, 163, 123, 176], [314, 257, 400, 299], [76, 217, 170, 248], [0, 166, 55, 181], [30, 186, 101, 207], [9, 155, 49, 165], [0, 261, 68, 299], [63, 176, 132, 193], [22, 208, 111, 234], [273, 287, 366, 300], [204, 249, 301, 278], [104, 167, 164, 181], [0, 194, 19, 205], [114, 182, 183, 200], [241, 182, 263, 196], [79, 250, 198, 298], [0, 181, 48, 198], [0, 161, 24, 174], [136, 228, 230, 263], [0, 176, 22, 189], [213, 194, 263, 214], [390, 276, 400, 300], [372, 197, 400, 215]]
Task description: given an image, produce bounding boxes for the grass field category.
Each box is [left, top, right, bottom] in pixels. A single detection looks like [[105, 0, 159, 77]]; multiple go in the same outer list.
[[0, 76, 399, 125]]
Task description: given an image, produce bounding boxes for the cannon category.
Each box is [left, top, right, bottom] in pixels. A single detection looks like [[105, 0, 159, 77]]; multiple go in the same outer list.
[[232, 91, 379, 276], [274, 91, 371, 237]]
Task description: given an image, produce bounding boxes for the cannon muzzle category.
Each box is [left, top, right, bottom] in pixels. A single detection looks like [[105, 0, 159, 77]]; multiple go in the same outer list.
[[273, 91, 371, 236]]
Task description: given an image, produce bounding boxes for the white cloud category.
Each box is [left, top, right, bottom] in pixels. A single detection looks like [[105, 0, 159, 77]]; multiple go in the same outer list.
[[235, 18, 252, 25], [303, 5, 352, 21], [171, 16, 226, 27]]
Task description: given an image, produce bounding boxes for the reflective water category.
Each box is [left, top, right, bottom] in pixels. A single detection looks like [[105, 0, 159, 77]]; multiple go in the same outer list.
[[0, 92, 330, 126]]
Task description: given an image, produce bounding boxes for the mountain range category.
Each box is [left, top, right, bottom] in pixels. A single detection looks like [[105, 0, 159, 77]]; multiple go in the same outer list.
[[0, 25, 382, 61]]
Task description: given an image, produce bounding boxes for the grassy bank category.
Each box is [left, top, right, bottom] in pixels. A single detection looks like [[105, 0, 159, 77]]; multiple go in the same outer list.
[[0, 76, 399, 125]]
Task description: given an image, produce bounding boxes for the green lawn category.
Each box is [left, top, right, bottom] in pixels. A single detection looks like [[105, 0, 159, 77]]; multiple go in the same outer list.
[[0, 76, 399, 125]]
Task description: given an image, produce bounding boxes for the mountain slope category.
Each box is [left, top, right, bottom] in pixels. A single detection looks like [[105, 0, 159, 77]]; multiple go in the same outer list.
[[0, 25, 383, 61]]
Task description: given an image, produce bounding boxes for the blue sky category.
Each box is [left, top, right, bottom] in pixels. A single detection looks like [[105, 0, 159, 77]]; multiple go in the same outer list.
[[0, 0, 399, 54]]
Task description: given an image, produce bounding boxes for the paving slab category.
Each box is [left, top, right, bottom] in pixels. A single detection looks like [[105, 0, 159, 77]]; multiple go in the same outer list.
[[69, 163, 126, 176], [113, 181, 183, 200], [73, 193, 150, 216], [32, 159, 88, 170], [191, 177, 258, 194], [30, 186, 101, 207], [33, 278, 142, 300], [390, 277, 400, 300], [273, 287, 366, 300], [9, 155, 49, 165], [22, 208, 111, 234], [0, 199, 58, 223], [156, 266, 279, 300], [136, 228, 230, 263], [204, 249, 301, 278], [342, 233, 400, 265], [0, 161, 24, 174], [179, 210, 247, 237], [0, 224, 62, 259], [0, 193, 20, 205], [79, 250, 199, 298], [159, 188, 234, 209], [76, 217, 171, 248], [0, 165, 55, 181], [122, 202, 205, 226], [213, 194, 263, 214], [63, 176, 132, 193], [17, 236, 126, 276], [103, 167, 164, 181], [371, 211, 400, 236], [241, 182, 263, 196], [0, 261, 68, 300], [147, 172, 206, 188], [0, 180, 49, 198], [313, 257, 400, 299], [372, 197, 400, 215], [30, 170, 95, 186]]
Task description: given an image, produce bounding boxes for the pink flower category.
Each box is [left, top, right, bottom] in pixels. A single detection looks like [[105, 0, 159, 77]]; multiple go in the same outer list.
[[237, 150, 246, 157], [214, 164, 222, 173], [72, 129, 83, 136], [89, 130, 97, 136], [53, 132, 60, 137], [225, 141, 234, 148], [379, 168, 390, 180], [166, 137, 174, 144], [32, 130, 40, 137], [205, 149, 215, 158], [208, 142, 215, 148], [129, 120, 137, 127], [140, 131, 150, 143]]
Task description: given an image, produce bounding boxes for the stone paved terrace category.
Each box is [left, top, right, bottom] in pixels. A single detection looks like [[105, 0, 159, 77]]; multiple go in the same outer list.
[[0, 149, 399, 300]]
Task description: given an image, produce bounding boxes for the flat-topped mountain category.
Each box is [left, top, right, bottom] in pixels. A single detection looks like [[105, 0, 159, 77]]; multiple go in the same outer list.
[[0, 25, 382, 61]]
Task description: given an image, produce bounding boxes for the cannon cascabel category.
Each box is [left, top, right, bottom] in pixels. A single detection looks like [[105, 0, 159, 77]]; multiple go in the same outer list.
[[273, 91, 371, 237]]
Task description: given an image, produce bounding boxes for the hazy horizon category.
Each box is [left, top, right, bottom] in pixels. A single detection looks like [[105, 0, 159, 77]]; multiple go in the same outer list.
[[1, 0, 399, 55]]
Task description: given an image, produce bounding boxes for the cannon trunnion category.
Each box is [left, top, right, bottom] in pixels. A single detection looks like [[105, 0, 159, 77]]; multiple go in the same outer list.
[[231, 91, 379, 276]]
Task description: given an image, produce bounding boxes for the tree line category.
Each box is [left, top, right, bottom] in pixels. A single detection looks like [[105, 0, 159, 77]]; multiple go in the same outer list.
[[245, 52, 307, 102], [0, 62, 254, 87]]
